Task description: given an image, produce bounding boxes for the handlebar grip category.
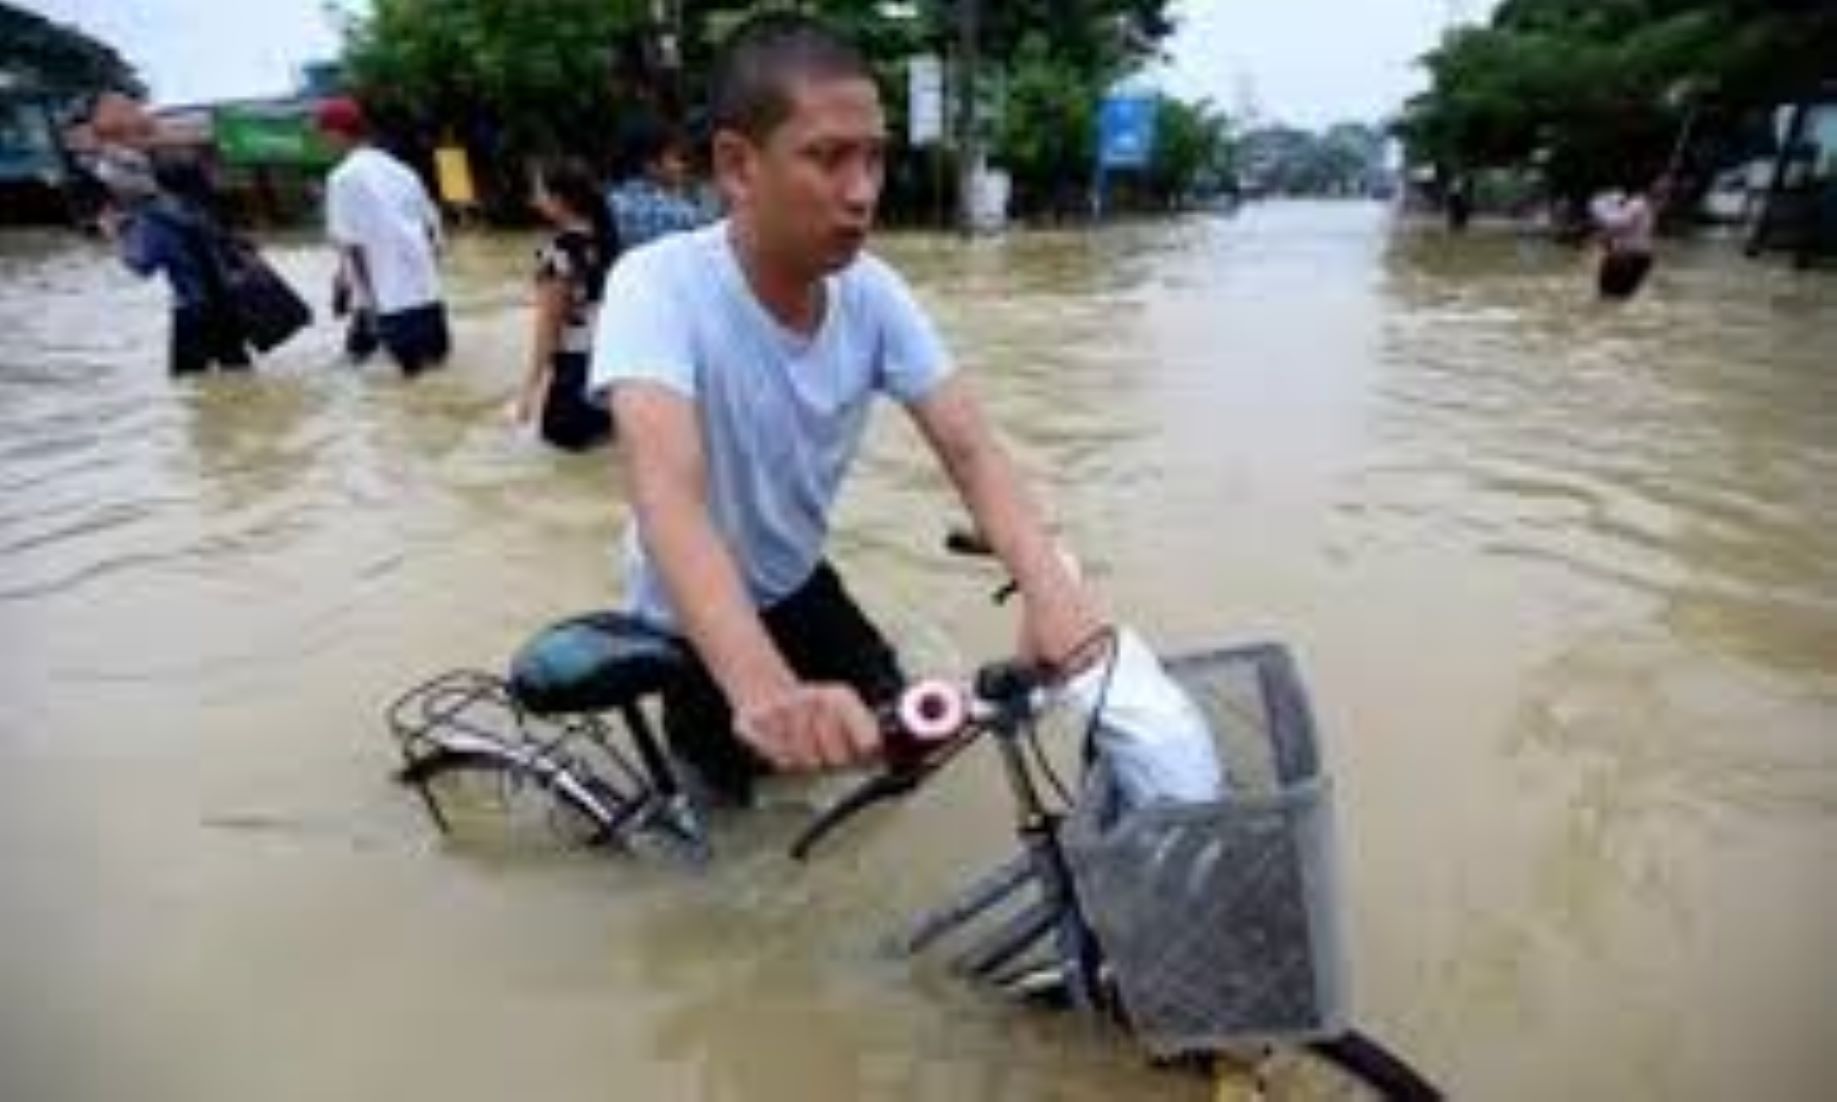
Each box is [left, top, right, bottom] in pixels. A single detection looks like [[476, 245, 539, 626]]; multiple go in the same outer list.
[[789, 682, 972, 861], [881, 680, 966, 771]]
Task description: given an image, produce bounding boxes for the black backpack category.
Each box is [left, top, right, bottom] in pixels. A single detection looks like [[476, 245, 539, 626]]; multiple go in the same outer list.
[[160, 202, 313, 354]]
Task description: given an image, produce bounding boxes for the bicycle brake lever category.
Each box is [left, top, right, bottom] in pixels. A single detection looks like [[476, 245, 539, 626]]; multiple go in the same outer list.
[[787, 722, 984, 862], [791, 681, 980, 861], [789, 769, 920, 861]]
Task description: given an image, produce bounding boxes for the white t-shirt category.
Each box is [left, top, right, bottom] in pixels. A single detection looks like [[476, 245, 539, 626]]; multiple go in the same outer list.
[[325, 147, 444, 315], [588, 222, 954, 630]]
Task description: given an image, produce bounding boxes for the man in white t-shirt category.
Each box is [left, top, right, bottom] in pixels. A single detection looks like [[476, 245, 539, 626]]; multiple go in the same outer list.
[[315, 98, 450, 376], [591, 14, 1101, 803]]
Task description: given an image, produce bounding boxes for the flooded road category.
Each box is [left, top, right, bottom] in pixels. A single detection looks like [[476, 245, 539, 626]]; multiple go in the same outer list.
[[1, 202, 1832, 1100]]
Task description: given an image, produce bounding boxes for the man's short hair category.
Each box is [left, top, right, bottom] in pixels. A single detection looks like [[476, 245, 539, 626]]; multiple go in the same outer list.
[[708, 13, 872, 143]]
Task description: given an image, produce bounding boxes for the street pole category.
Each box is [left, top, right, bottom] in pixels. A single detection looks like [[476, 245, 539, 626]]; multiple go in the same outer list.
[[955, 0, 979, 235], [654, 0, 683, 115]]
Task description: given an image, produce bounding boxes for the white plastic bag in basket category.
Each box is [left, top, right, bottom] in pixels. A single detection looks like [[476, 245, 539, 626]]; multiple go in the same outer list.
[[1058, 627, 1224, 808]]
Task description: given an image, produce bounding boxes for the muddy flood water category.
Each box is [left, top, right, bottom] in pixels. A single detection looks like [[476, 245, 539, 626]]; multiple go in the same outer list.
[[2, 201, 1832, 1100]]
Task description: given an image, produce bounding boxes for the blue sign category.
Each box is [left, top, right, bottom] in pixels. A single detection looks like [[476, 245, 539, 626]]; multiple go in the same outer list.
[[1097, 95, 1156, 169]]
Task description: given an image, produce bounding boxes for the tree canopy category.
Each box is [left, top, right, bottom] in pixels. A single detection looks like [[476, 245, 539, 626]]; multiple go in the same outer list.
[[0, 2, 144, 102], [339, 0, 1213, 218], [342, 0, 647, 165], [1396, 0, 1837, 202]]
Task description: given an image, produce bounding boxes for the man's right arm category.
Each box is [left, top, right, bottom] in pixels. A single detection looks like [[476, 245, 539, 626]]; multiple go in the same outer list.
[[612, 384, 790, 699], [610, 384, 879, 770], [325, 174, 374, 307]]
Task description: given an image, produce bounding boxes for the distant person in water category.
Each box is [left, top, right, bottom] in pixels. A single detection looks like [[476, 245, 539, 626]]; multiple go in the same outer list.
[[314, 98, 451, 376], [1445, 178, 1472, 232], [511, 161, 619, 450], [1591, 177, 1668, 300]]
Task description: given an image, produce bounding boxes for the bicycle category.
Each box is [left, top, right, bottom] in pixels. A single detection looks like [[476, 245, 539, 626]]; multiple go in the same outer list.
[[384, 533, 1442, 1100]]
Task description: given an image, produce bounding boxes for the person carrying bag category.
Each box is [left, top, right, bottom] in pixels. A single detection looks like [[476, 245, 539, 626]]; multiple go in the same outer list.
[[117, 158, 312, 373]]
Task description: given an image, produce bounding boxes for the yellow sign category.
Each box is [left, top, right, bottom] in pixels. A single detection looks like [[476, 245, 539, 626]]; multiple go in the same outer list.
[[434, 145, 476, 206]]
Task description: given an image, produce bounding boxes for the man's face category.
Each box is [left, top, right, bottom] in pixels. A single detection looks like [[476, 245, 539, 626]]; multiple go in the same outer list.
[[91, 93, 155, 146], [719, 75, 885, 275]]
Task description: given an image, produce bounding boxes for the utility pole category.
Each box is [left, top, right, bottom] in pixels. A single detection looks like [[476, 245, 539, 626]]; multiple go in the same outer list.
[[652, 0, 684, 114], [955, 0, 980, 235]]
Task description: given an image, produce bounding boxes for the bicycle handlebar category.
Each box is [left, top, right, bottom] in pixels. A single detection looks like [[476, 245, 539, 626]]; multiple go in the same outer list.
[[787, 531, 1053, 861], [789, 660, 1051, 861], [787, 685, 972, 860]]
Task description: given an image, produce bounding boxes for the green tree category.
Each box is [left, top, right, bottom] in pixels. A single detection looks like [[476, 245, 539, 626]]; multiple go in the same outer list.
[[709, 2, 1181, 217], [338, 0, 1186, 219], [1397, 0, 1837, 207], [1146, 95, 1235, 206], [993, 32, 1100, 216], [1236, 124, 1384, 197], [965, 0, 1174, 76], [0, 2, 144, 101], [342, 0, 649, 200]]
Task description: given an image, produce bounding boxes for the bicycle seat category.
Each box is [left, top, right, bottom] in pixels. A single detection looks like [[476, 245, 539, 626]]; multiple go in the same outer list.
[[507, 611, 689, 716]]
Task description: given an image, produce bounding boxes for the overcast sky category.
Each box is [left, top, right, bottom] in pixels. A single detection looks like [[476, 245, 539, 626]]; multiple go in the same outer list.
[[1161, 0, 1495, 127], [24, 0, 1495, 128]]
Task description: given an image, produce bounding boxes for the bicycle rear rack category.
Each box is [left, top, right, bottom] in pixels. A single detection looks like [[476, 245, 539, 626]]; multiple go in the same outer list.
[[386, 669, 710, 864]]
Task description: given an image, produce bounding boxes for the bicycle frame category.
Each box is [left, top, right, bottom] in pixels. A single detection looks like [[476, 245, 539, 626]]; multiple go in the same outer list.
[[387, 668, 711, 861], [797, 658, 1114, 1016]]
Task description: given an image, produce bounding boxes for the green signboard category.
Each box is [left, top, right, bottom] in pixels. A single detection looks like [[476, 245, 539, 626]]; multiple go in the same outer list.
[[213, 108, 335, 167]]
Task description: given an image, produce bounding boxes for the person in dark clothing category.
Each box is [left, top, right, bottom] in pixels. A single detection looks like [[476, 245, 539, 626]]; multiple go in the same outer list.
[[511, 161, 619, 450], [113, 159, 251, 376], [88, 95, 249, 376], [1445, 178, 1472, 232]]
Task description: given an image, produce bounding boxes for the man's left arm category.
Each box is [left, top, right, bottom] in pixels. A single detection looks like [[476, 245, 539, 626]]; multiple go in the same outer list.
[[907, 377, 1104, 667], [870, 257, 1103, 666]]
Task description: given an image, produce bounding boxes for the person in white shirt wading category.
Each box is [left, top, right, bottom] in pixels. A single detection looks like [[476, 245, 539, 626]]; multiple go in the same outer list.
[[314, 98, 451, 376]]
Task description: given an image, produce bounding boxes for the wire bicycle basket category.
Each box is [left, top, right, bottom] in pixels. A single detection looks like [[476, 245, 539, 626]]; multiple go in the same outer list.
[[1062, 642, 1348, 1054]]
